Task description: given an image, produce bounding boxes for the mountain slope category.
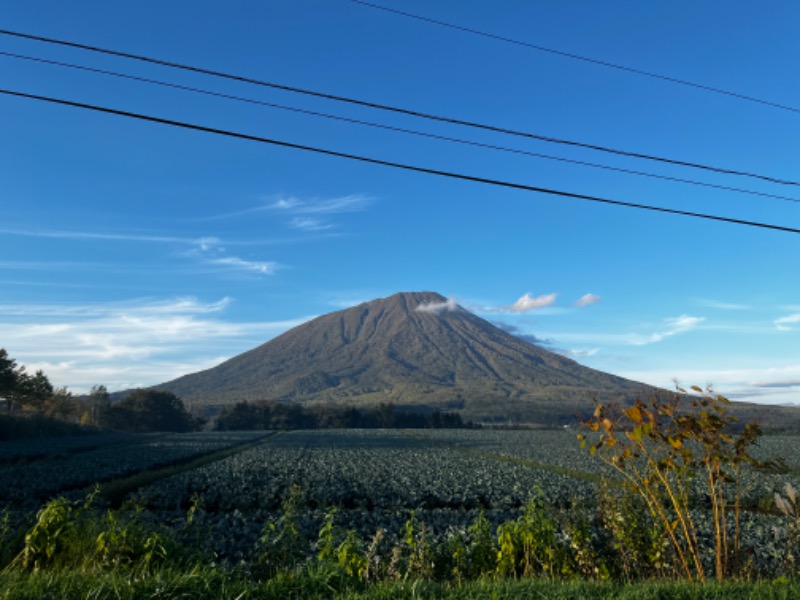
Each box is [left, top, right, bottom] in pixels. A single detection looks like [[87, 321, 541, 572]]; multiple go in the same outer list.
[[155, 292, 649, 423]]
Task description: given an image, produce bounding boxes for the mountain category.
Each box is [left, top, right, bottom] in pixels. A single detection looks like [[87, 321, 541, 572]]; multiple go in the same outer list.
[[154, 292, 651, 424]]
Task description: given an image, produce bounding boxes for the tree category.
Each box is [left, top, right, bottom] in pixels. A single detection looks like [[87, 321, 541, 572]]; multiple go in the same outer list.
[[110, 389, 194, 432], [0, 349, 22, 410], [87, 385, 112, 426], [17, 370, 54, 412], [45, 387, 77, 421]]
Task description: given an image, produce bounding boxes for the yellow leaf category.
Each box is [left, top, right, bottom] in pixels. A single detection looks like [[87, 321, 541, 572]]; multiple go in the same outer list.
[[625, 405, 643, 423], [627, 426, 643, 442]]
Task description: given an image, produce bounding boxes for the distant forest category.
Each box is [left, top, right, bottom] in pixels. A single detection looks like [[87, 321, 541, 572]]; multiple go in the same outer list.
[[214, 400, 473, 431]]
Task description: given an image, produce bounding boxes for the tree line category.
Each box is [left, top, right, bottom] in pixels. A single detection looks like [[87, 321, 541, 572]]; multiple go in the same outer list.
[[0, 348, 196, 437], [214, 400, 474, 431], [1, 348, 474, 437], [0, 348, 71, 415]]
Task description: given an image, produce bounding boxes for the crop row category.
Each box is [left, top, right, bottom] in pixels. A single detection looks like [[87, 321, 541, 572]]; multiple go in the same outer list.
[[133, 429, 594, 513], [128, 429, 599, 560], [0, 432, 142, 465], [0, 431, 267, 508]]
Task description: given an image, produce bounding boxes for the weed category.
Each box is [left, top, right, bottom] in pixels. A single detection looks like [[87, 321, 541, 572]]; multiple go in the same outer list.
[[579, 385, 766, 582]]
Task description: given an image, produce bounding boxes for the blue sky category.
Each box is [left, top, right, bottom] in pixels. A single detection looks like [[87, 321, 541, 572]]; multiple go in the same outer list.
[[1, 1, 799, 403]]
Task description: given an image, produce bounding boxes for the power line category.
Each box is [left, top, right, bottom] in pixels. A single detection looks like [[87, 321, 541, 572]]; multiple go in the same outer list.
[[1, 28, 798, 188], [351, 0, 800, 116], [2, 87, 798, 236], [4, 50, 798, 206]]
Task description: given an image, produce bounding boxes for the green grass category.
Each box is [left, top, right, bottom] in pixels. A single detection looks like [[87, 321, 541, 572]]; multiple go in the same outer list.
[[2, 570, 800, 600]]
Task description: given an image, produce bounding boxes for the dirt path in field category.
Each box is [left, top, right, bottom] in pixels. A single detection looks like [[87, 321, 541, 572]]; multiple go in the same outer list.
[[99, 432, 278, 507]]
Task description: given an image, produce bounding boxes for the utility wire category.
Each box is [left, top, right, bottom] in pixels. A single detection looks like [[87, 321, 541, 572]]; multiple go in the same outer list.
[[4, 50, 798, 206], [352, 0, 800, 116], [1, 28, 798, 188], [2, 88, 798, 235]]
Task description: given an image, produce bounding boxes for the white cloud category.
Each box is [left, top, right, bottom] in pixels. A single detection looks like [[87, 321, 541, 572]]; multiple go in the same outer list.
[[542, 314, 705, 347], [272, 194, 371, 215], [511, 293, 557, 313], [575, 293, 600, 308], [290, 217, 334, 232], [630, 315, 705, 345], [0, 227, 279, 277], [0, 297, 231, 318], [185, 237, 280, 276], [750, 379, 800, 389], [416, 297, 460, 315], [568, 348, 599, 358], [775, 314, 800, 331], [0, 298, 313, 393], [265, 194, 372, 232], [0, 227, 214, 246], [616, 364, 800, 405], [207, 257, 279, 274], [268, 197, 302, 211]]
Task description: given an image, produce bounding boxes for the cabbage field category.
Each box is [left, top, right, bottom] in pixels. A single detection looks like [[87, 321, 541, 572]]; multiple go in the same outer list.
[[2, 428, 799, 580]]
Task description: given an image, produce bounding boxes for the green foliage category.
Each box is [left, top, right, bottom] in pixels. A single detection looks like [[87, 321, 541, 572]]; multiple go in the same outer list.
[[336, 529, 368, 580], [17, 497, 79, 571], [449, 511, 497, 582], [399, 512, 433, 580], [0, 413, 97, 441], [257, 485, 308, 577], [109, 389, 195, 433], [2, 426, 796, 587], [595, 485, 672, 581], [316, 508, 339, 563], [495, 493, 572, 579], [6, 489, 179, 575], [775, 482, 800, 574], [0, 349, 56, 414], [214, 399, 467, 431], [3, 570, 800, 600]]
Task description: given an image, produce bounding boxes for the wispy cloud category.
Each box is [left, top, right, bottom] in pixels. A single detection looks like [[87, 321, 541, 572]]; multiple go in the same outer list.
[[540, 314, 706, 347], [272, 195, 371, 215], [616, 364, 800, 405], [0, 297, 313, 393], [0, 227, 205, 245], [183, 238, 281, 276], [750, 379, 800, 389], [568, 348, 600, 358], [0, 228, 280, 276], [629, 315, 705, 345], [0, 297, 231, 318], [290, 217, 334, 232], [492, 321, 559, 350], [695, 298, 751, 311], [196, 194, 372, 229], [511, 293, 558, 313], [207, 257, 279, 274], [416, 297, 461, 315], [575, 293, 600, 308], [267, 194, 372, 231], [775, 314, 800, 331]]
